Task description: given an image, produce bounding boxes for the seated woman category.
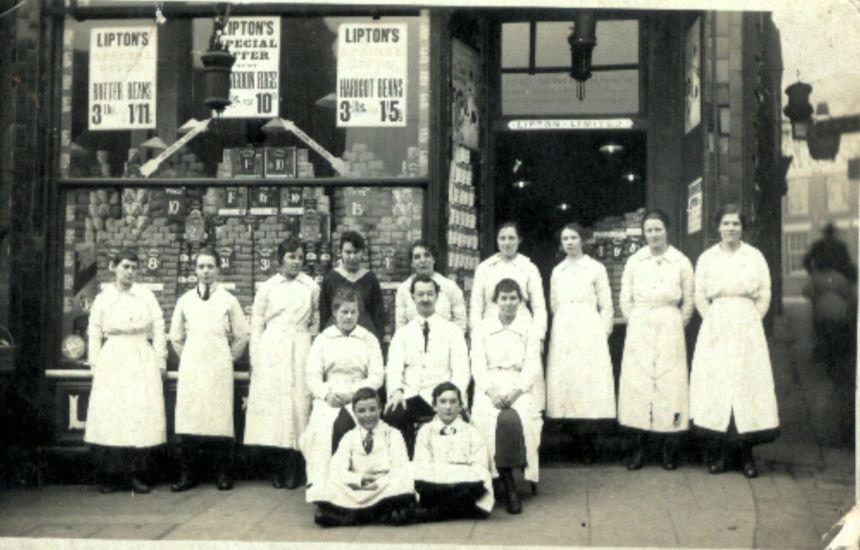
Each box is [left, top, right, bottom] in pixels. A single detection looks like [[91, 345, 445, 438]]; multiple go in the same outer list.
[[300, 288, 384, 495], [412, 382, 494, 521], [470, 278, 542, 515], [308, 387, 416, 528]]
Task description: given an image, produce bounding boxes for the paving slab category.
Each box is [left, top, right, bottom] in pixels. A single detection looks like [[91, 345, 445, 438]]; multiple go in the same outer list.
[[88, 523, 177, 540], [669, 507, 755, 548]]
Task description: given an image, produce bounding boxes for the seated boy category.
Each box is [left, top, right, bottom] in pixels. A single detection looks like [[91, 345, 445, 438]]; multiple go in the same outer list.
[[412, 382, 494, 520], [307, 387, 416, 527]]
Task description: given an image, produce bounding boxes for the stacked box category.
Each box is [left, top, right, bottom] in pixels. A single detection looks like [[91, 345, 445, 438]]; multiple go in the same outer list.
[[586, 208, 646, 319]]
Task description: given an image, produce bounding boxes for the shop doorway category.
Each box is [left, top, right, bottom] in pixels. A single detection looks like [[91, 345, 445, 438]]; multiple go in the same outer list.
[[493, 130, 647, 286]]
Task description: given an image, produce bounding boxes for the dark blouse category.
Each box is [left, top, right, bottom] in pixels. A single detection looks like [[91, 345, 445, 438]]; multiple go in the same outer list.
[[320, 269, 386, 341]]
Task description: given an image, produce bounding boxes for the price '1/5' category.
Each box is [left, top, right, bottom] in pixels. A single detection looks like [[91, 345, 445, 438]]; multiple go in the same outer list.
[[380, 100, 402, 123]]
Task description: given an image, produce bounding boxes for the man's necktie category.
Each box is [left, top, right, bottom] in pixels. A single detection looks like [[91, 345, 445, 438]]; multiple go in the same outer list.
[[422, 320, 430, 352], [201, 283, 210, 301], [363, 430, 373, 454]]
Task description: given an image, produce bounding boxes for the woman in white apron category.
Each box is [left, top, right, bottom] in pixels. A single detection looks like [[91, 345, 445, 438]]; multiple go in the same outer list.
[[245, 238, 320, 490], [169, 249, 249, 492], [300, 287, 384, 498], [85, 249, 167, 494], [545, 223, 616, 463], [471, 278, 543, 515], [618, 210, 694, 471], [690, 205, 779, 478], [470, 222, 547, 410]]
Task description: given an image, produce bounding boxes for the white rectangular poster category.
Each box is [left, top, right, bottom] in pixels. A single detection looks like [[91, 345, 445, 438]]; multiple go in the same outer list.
[[337, 23, 408, 127], [88, 26, 157, 130], [684, 18, 701, 134], [687, 177, 703, 234], [220, 17, 281, 118]]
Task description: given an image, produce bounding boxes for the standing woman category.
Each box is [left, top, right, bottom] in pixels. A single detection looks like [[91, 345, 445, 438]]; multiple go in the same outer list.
[[471, 279, 542, 515], [618, 210, 694, 471], [245, 238, 320, 489], [690, 204, 779, 478], [545, 223, 616, 463], [470, 222, 548, 409], [320, 231, 385, 342], [85, 249, 166, 494], [301, 288, 384, 497], [395, 240, 467, 331]]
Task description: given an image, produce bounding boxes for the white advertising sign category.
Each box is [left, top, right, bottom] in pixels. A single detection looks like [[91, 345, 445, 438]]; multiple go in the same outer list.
[[337, 23, 408, 127], [88, 26, 157, 130], [221, 17, 281, 118], [687, 177, 703, 235], [684, 18, 702, 134]]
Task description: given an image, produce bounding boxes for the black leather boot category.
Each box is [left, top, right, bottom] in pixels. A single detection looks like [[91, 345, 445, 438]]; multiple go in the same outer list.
[[501, 468, 521, 515], [627, 434, 645, 471]]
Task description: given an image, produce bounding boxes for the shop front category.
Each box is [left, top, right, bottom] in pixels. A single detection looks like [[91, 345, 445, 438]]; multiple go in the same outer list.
[[1, 3, 785, 472]]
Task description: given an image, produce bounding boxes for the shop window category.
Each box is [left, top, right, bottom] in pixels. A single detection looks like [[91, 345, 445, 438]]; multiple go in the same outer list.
[[786, 177, 808, 216], [500, 18, 640, 116], [58, 184, 422, 366], [785, 231, 808, 275], [60, 13, 430, 180], [825, 175, 849, 213]]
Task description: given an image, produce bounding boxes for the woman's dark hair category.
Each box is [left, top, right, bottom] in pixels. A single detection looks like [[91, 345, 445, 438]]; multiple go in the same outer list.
[[331, 287, 362, 313], [492, 278, 523, 303], [497, 221, 521, 238], [352, 387, 381, 408], [277, 237, 304, 263], [431, 381, 462, 405], [111, 249, 139, 265], [714, 203, 747, 230], [194, 247, 218, 265], [641, 209, 671, 233], [340, 230, 366, 251], [410, 273, 440, 295], [560, 222, 591, 242], [409, 240, 438, 261]]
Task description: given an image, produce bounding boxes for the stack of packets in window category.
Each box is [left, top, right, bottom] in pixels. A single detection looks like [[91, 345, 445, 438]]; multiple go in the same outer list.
[[218, 147, 314, 178], [447, 145, 479, 294], [343, 143, 389, 177], [130, 139, 207, 179], [585, 208, 646, 320]]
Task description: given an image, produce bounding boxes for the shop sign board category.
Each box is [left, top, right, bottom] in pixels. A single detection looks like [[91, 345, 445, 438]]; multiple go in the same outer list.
[[221, 17, 281, 119], [336, 23, 408, 127], [507, 118, 635, 131], [687, 177, 703, 234], [88, 25, 157, 130]]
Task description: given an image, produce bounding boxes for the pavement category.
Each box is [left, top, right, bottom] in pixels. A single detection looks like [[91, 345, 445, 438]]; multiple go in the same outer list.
[[0, 308, 855, 549]]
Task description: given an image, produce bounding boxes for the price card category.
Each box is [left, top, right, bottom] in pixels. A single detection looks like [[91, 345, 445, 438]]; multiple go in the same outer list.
[[220, 17, 281, 119], [88, 26, 157, 130], [337, 23, 408, 127]]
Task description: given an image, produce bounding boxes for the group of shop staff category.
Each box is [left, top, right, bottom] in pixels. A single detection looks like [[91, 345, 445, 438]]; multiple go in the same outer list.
[[84, 203, 779, 527]]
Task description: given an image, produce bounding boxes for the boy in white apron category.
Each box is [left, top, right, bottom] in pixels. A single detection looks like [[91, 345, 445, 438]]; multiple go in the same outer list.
[[412, 382, 494, 520], [169, 249, 249, 491], [309, 387, 416, 527]]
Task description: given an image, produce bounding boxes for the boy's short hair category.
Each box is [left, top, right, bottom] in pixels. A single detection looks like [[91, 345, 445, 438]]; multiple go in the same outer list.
[[431, 381, 462, 405], [351, 387, 380, 408]]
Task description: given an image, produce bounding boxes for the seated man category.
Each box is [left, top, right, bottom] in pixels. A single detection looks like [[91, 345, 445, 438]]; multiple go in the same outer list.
[[412, 382, 494, 520], [308, 387, 416, 528], [384, 275, 470, 457]]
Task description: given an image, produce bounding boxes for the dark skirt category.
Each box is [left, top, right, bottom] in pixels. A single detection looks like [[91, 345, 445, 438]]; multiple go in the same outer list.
[[319, 494, 415, 526], [693, 416, 779, 446], [495, 408, 527, 470], [90, 444, 152, 474]]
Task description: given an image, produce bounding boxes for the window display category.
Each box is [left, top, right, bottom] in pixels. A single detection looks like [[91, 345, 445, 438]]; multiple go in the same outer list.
[[60, 13, 430, 180], [60, 185, 423, 366]]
